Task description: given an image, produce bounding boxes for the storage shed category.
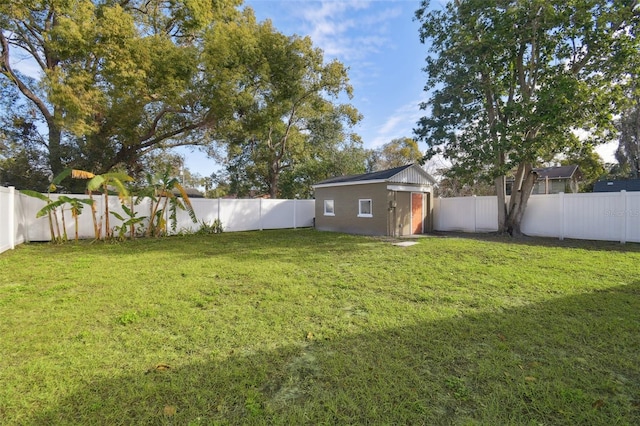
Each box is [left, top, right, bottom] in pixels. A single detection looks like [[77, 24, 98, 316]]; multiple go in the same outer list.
[[312, 164, 437, 236]]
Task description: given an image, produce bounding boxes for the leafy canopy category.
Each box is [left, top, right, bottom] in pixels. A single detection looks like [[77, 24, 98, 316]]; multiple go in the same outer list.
[[415, 0, 639, 179], [415, 0, 639, 233]]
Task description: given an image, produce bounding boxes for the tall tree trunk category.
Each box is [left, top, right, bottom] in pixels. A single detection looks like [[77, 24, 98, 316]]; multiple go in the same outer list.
[[46, 112, 64, 179], [495, 175, 507, 233], [505, 162, 537, 236], [268, 161, 279, 199], [495, 151, 507, 233]]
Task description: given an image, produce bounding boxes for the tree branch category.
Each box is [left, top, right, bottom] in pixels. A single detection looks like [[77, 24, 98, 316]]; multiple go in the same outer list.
[[0, 32, 54, 124]]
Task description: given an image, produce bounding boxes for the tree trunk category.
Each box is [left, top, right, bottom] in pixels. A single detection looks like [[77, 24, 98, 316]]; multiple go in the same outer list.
[[495, 175, 507, 233], [268, 162, 279, 199], [47, 119, 64, 179], [504, 162, 537, 236]]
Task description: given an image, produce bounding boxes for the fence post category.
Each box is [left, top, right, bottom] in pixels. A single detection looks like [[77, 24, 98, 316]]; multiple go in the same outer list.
[[9, 186, 15, 249], [293, 199, 297, 229], [259, 198, 263, 231], [217, 198, 221, 224], [559, 192, 565, 241], [621, 190, 627, 244]]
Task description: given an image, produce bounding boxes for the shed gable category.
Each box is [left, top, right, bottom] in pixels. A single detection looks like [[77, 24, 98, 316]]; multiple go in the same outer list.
[[387, 166, 434, 186]]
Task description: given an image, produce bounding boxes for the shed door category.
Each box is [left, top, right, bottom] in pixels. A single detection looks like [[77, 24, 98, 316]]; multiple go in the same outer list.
[[411, 192, 423, 234]]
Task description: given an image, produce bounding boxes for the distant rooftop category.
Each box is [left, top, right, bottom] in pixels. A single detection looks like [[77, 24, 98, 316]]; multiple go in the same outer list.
[[533, 165, 579, 180], [593, 179, 640, 192]]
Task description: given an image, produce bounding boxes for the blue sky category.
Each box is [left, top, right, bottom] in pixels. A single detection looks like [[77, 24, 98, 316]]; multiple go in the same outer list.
[[183, 0, 434, 176], [8, 0, 617, 177], [183, 0, 617, 177]]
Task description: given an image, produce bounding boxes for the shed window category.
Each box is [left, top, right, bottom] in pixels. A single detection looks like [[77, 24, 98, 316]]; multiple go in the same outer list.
[[358, 199, 372, 217], [323, 200, 335, 216]]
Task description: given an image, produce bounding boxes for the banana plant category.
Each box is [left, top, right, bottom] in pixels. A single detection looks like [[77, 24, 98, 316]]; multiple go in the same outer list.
[[20, 168, 82, 242], [29, 195, 94, 242], [139, 169, 197, 237], [59, 196, 94, 241], [86, 172, 134, 240], [70, 169, 100, 240], [110, 202, 146, 240], [19, 190, 62, 242]]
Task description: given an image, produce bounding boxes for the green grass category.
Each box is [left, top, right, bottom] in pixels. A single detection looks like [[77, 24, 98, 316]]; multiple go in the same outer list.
[[1, 229, 639, 425]]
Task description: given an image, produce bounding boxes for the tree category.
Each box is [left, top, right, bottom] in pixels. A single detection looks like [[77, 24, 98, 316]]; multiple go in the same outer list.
[[1, 0, 243, 181], [616, 92, 640, 178], [278, 139, 369, 199], [211, 15, 362, 198], [370, 137, 423, 171], [559, 143, 606, 192], [415, 0, 639, 235]]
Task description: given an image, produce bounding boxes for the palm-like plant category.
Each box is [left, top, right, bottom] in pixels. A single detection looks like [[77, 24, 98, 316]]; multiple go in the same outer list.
[[20, 168, 87, 242], [86, 172, 134, 239], [59, 196, 94, 241], [140, 169, 197, 237]]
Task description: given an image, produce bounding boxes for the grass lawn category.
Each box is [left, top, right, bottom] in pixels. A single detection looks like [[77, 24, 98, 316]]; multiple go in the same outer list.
[[1, 229, 639, 425]]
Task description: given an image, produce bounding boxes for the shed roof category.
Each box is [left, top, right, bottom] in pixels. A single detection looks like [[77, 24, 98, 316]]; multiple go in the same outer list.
[[593, 179, 640, 192], [313, 164, 436, 188], [533, 165, 579, 180]]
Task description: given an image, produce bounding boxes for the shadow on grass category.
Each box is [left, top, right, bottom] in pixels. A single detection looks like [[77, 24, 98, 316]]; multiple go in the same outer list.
[[431, 231, 640, 253], [30, 282, 640, 425]]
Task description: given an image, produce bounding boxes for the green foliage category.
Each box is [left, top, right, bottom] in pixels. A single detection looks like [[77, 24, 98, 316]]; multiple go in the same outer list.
[[559, 144, 606, 192], [196, 219, 223, 235], [209, 11, 362, 198], [110, 203, 146, 241], [18, 168, 95, 242], [369, 137, 423, 171], [140, 168, 198, 237], [1, 0, 242, 179], [615, 91, 640, 178], [415, 0, 640, 232]]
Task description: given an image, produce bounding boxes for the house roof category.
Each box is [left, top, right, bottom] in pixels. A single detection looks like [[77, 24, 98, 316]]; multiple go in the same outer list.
[[533, 165, 579, 180], [313, 164, 436, 188], [593, 179, 640, 192], [171, 187, 204, 198]]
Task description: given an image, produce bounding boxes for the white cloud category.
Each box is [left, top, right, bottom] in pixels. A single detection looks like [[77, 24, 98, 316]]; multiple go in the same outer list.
[[369, 96, 427, 148], [595, 140, 618, 164], [292, 0, 402, 62]]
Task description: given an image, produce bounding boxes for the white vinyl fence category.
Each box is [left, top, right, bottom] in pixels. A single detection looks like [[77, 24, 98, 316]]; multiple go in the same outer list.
[[3, 187, 639, 255], [434, 191, 640, 243], [0, 187, 28, 253], [0, 187, 315, 254]]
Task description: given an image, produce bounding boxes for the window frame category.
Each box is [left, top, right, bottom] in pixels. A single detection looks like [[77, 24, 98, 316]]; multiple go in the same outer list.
[[323, 199, 335, 216], [358, 198, 373, 218]]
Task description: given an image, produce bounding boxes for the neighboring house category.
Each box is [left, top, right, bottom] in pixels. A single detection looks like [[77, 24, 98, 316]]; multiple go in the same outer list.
[[172, 187, 205, 198], [312, 164, 437, 237], [507, 165, 581, 195], [593, 179, 640, 192]]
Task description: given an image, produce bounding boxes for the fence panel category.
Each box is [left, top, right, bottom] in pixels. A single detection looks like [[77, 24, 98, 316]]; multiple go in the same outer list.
[[295, 200, 315, 228], [437, 192, 640, 243], [520, 194, 561, 237], [475, 196, 499, 232], [434, 196, 498, 232], [564, 192, 626, 242], [14, 193, 27, 246], [627, 192, 640, 243], [435, 197, 477, 232], [2, 193, 315, 246], [0, 187, 14, 253]]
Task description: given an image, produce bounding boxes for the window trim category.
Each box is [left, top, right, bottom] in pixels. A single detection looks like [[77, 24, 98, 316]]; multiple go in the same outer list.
[[358, 198, 373, 218], [323, 199, 335, 216]]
